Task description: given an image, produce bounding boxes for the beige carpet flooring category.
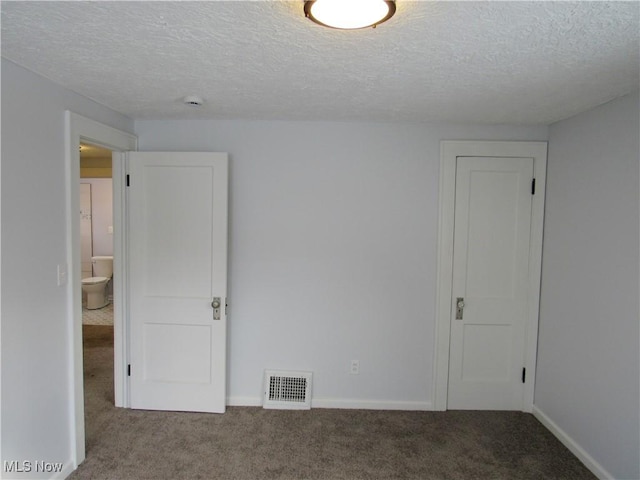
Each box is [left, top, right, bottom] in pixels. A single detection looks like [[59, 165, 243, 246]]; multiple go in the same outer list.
[[71, 325, 596, 480]]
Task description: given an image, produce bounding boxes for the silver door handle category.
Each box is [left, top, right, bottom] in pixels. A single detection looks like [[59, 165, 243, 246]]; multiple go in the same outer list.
[[456, 297, 464, 320], [212, 297, 221, 320]]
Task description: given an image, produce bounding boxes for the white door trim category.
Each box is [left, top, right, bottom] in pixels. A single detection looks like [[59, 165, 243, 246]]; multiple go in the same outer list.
[[65, 112, 137, 466], [433, 141, 547, 412]]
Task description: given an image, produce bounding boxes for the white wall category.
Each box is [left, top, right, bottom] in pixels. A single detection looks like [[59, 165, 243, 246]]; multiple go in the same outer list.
[[536, 91, 640, 479], [1, 59, 133, 478], [135, 119, 548, 408], [81, 178, 113, 257]]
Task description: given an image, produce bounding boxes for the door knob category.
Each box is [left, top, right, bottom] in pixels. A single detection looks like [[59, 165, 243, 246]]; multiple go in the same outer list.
[[456, 297, 464, 320], [212, 297, 221, 320]]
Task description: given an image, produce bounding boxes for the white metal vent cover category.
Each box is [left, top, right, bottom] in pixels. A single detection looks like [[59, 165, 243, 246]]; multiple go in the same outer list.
[[263, 370, 312, 410]]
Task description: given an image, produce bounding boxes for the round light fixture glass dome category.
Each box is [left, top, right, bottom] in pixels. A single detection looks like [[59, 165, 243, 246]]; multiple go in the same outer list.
[[304, 0, 396, 30]]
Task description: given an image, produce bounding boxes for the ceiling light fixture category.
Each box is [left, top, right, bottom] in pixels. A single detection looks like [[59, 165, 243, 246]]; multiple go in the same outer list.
[[304, 0, 396, 30]]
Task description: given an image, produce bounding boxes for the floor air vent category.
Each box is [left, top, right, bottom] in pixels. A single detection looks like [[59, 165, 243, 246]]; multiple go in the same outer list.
[[263, 370, 312, 410]]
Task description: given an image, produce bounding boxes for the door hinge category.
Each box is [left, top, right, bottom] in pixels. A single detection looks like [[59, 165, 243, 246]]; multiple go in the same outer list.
[[128, 364, 131, 377], [126, 174, 130, 187], [522, 367, 526, 383], [531, 178, 536, 195]]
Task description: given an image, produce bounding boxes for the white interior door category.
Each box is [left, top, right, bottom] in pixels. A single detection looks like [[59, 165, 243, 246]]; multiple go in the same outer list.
[[128, 152, 228, 413], [448, 156, 533, 410]]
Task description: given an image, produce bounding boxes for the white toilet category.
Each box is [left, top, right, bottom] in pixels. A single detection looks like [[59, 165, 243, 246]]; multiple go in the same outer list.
[[82, 256, 113, 310]]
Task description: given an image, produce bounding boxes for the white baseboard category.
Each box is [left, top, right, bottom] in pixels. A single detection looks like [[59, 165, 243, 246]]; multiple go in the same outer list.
[[226, 396, 262, 407], [532, 405, 613, 480], [312, 398, 432, 410], [227, 396, 432, 411]]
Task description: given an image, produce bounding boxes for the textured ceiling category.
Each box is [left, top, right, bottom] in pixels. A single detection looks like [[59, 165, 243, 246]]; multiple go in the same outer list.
[[1, 1, 638, 125]]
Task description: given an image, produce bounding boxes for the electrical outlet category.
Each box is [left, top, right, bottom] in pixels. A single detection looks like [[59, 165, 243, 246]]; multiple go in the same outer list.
[[350, 360, 360, 375]]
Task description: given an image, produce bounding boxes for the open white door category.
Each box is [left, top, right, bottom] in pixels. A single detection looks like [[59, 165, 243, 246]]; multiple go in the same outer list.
[[128, 152, 228, 413]]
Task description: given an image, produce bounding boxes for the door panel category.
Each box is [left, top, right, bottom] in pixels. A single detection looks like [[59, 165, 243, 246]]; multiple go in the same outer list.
[[143, 166, 214, 298], [465, 171, 521, 298], [461, 324, 511, 381], [143, 323, 212, 383], [448, 156, 533, 410], [128, 152, 228, 413]]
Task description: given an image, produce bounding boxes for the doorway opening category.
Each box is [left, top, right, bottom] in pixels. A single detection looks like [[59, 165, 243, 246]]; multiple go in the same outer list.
[[79, 143, 116, 453], [66, 111, 137, 467], [80, 143, 114, 320]]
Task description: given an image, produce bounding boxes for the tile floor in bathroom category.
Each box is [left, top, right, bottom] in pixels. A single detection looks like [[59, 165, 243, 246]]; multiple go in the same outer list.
[[82, 301, 113, 325]]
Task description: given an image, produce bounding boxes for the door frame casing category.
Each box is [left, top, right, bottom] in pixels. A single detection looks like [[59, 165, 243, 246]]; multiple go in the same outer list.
[[65, 112, 137, 466], [433, 141, 547, 412]]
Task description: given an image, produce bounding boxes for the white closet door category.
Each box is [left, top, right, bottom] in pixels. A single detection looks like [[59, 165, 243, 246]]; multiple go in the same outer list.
[[448, 156, 533, 410]]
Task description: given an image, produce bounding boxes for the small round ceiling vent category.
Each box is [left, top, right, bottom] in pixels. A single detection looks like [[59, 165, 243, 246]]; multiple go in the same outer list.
[[182, 95, 204, 106]]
